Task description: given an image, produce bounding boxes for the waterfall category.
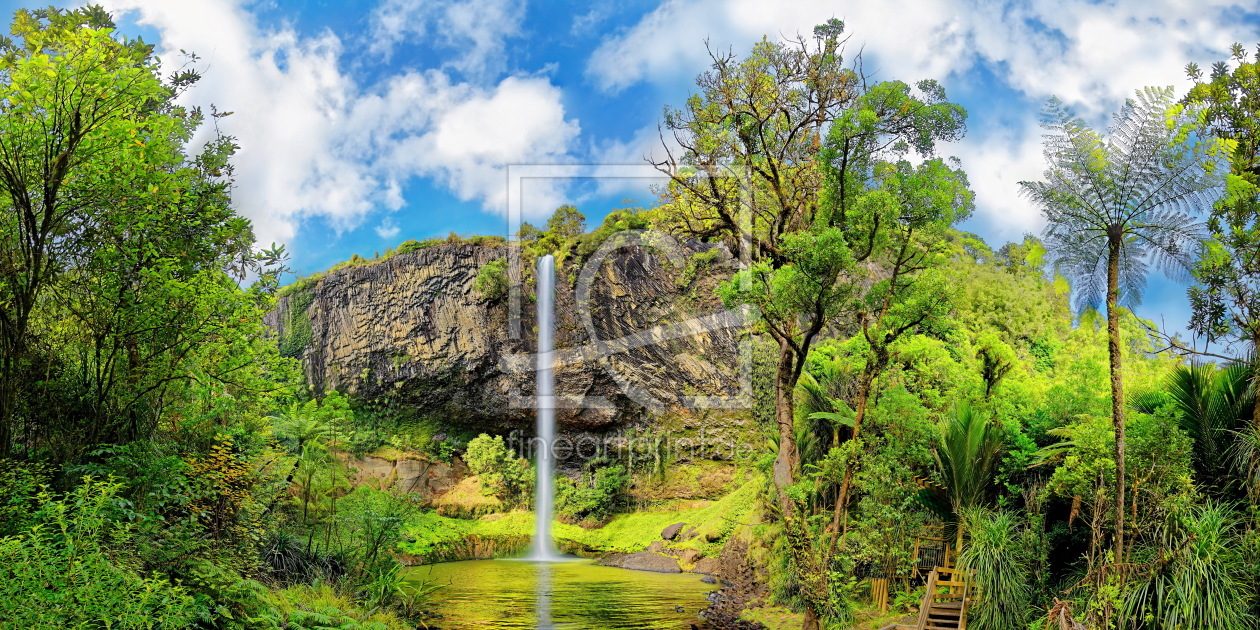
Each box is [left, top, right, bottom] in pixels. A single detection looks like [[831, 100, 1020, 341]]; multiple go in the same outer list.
[[530, 254, 559, 561]]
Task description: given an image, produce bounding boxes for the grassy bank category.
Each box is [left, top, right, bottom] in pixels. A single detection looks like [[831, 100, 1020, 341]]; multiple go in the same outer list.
[[399, 473, 764, 560]]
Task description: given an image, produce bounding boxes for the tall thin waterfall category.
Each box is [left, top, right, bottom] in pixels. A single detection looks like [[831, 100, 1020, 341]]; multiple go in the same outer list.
[[530, 255, 559, 560]]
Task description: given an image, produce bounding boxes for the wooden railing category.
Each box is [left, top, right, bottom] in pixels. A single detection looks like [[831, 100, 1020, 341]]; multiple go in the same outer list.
[[913, 566, 971, 630]]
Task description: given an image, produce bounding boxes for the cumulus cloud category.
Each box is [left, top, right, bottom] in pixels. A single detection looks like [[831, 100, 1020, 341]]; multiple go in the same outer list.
[[100, 0, 579, 247], [587, 0, 1248, 109], [948, 122, 1049, 240]]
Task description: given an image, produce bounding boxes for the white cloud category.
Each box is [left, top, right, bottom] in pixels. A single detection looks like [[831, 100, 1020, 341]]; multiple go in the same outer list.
[[100, 0, 579, 247], [587, 0, 1250, 110], [374, 218, 401, 240], [572, 5, 610, 37], [947, 123, 1048, 240], [368, 0, 525, 79]]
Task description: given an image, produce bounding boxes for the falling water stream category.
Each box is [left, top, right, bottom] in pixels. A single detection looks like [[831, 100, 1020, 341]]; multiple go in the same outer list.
[[401, 253, 716, 628], [531, 254, 559, 561]]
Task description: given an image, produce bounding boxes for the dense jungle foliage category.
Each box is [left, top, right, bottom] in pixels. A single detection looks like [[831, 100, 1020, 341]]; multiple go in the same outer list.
[[2, 6, 1259, 630]]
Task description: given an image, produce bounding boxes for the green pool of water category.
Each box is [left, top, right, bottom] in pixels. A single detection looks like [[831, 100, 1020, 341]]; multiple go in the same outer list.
[[404, 558, 715, 629]]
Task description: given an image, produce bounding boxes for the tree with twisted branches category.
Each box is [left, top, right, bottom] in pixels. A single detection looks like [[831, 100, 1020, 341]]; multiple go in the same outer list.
[[652, 21, 971, 629], [1020, 86, 1227, 564]]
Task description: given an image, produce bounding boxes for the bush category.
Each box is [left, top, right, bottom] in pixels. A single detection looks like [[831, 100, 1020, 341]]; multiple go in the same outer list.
[[389, 238, 441, 257], [464, 434, 534, 508], [0, 478, 197, 629], [1121, 503, 1255, 629], [555, 462, 629, 524], [473, 259, 508, 302], [957, 508, 1034, 630], [468, 235, 506, 247]]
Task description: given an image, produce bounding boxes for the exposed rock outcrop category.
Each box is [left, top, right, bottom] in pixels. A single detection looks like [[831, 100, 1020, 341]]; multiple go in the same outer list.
[[266, 241, 746, 433], [598, 551, 683, 573], [339, 452, 466, 499]]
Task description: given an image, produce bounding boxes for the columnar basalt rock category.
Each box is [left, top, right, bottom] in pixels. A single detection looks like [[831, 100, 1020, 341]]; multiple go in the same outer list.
[[265, 241, 744, 432]]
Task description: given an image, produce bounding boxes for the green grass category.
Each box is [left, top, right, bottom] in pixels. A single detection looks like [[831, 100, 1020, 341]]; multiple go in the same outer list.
[[399, 473, 763, 559]]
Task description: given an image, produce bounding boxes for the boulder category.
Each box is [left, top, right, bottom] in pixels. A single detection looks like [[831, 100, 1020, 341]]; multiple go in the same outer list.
[[682, 526, 699, 540], [661, 522, 687, 540], [599, 552, 682, 573]]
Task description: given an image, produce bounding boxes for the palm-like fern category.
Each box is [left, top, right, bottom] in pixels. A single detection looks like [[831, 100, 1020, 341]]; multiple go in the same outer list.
[[795, 358, 855, 466], [1020, 86, 1227, 557], [1131, 363, 1253, 496], [930, 403, 1006, 546]]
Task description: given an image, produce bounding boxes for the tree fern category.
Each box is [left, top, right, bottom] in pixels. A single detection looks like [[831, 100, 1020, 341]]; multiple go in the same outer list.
[[1020, 86, 1227, 561]]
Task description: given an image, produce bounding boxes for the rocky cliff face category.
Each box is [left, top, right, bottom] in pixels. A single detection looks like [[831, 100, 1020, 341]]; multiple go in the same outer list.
[[265, 240, 748, 432]]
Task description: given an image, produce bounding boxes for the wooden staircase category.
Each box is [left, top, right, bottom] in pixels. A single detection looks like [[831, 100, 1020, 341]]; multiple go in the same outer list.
[[913, 565, 971, 630]]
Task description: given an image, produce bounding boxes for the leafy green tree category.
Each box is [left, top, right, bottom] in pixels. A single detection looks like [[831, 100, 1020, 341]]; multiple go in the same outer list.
[[0, 6, 286, 458], [545, 205, 586, 241], [555, 462, 629, 523], [1184, 44, 1260, 454], [654, 23, 971, 627], [464, 433, 534, 508], [1020, 86, 1225, 560]]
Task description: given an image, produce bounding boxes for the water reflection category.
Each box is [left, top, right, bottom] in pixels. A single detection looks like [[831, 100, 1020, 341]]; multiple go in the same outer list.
[[408, 559, 712, 629], [536, 562, 551, 629]]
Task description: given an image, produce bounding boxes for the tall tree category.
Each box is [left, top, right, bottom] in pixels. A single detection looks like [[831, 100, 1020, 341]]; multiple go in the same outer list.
[[1184, 44, 1260, 458], [1020, 86, 1225, 562], [0, 6, 281, 457], [653, 21, 971, 628]]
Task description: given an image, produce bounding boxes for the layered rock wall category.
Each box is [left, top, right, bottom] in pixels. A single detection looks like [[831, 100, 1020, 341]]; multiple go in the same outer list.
[[266, 240, 747, 432]]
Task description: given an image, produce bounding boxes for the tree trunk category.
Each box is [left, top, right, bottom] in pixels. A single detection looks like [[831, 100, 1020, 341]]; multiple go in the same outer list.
[[802, 606, 822, 630], [0, 338, 21, 459], [1252, 331, 1259, 433], [773, 338, 800, 517], [769, 337, 827, 627], [1252, 335, 1260, 504], [830, 368, 874, 554], [1105, 233, 1126, 562], [0, 381, 12, 459]]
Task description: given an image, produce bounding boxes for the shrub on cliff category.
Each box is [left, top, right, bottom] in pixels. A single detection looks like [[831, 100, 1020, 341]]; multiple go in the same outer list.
[[473, 260, 508, 302]]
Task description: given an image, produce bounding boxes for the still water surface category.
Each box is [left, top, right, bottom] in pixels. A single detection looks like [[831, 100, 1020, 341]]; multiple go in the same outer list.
[[405, 559, 714, 629]]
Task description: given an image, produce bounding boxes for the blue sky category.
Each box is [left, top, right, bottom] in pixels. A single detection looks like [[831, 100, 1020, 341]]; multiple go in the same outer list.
[[11, 0, 1260, 343]]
